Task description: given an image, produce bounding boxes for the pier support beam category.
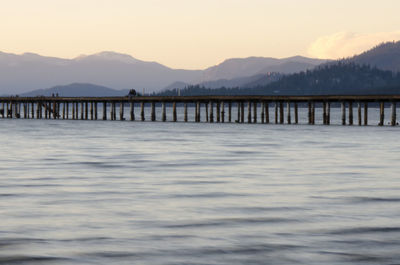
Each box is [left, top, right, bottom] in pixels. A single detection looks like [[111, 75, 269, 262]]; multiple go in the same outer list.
[[197, 102, 201, 122], [103, 102, 107, 120], [120, 102, 125, 121], [294, 102, 298, 124], [52, 101, 56, 119], [163, 102, 167, 122], [308, 102, 312, 124], [341, 102, 346, 125], [311, 102, 315, 125], [195, 102, 198, 122], [151, 102, 156, 121], [261, 102, 265, 124], [348, 101, 353, 125], [216, 102, 221, 123], [253, 102, 257, 123], [205, 102, 209, 122], [364, 102, 368, 126], [23, 103, 27, 119], [240, 102, 244, 123], [1, 102, 4, 118], [39, 103, 43, 119], [287, 102, 291, 124], [358, 102, 362, 126], [379, 102, 384, 126], [220, 102, 224, 123], [141, 102, 145, 121], [391, 102, 396, 126], [75, 103, 78, 120], [323, 102, 327, 125], [90, 102, 93, 120], [25, 103, 29, 119], [327, 102, 331, 125], [247, 101, 251, 123], [173, 102, 177, 122], [44, 103, 48, 119], [113, 102, 117, 120], [110, 102, 114, 120], [210, 102, 214, 123], [228, 102, 232, 123], [183, 102, 187, 122], [279, 102, 284, 124], [94, 102, 97, 120], [40, 103, 44, 119], [130, 102, 134, 121], [265, 102, 269, 124], [30, 103, 33, 119], [236, 102, 240, 123], [85, 102, 88, 120], [275, 102, 279, 124], [81, 102, 84, 120]]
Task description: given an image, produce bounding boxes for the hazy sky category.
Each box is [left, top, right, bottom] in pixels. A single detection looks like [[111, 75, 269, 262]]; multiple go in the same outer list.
[[1, 0, 400, 69]]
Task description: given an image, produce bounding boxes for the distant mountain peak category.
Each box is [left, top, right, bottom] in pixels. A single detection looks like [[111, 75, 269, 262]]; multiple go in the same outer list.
[[348, 40, 400, 72], [75, 51, 143, 64]]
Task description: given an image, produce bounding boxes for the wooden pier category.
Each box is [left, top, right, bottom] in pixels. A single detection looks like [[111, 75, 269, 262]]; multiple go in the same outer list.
[[0, 95, 400, 126]]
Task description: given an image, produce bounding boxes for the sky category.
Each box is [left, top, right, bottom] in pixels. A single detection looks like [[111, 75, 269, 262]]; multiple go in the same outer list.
[[1, 0, 400, 69]]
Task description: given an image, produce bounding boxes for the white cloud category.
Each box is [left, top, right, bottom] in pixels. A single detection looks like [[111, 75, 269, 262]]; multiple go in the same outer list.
[[308, 31, 400, 59]]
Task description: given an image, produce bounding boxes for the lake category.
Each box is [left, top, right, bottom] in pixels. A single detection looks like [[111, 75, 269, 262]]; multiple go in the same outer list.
[[1, 107, 400, 265]]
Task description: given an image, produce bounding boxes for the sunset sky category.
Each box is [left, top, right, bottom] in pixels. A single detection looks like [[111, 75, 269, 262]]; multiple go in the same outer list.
[[1, 0, 400, 69]]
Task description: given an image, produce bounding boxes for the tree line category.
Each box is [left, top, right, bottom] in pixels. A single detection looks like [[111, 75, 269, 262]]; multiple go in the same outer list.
[[150, 61, 400, 96]]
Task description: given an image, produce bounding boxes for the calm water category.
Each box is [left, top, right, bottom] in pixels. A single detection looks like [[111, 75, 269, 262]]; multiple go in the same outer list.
[[1, 107, 400, 265]]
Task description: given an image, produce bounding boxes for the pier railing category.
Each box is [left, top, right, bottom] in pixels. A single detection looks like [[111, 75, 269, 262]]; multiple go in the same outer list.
[[0, 95, 399, 126]]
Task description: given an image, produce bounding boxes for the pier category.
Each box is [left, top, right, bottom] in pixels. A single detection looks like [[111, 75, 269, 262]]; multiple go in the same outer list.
[[0, 95, 400, 126]]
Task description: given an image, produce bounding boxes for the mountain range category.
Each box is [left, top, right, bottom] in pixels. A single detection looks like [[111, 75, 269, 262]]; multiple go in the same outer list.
[[3, 40, 400, 96], [0, 51, 326, 96]]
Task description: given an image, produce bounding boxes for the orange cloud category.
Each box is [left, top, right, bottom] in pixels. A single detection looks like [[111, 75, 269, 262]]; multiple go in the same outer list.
[[308, 31, 400, 59]]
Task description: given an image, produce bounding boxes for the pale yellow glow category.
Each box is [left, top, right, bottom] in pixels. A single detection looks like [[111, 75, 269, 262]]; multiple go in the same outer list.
[[308, 31, 400, 59], [1, 0, 400, 69]]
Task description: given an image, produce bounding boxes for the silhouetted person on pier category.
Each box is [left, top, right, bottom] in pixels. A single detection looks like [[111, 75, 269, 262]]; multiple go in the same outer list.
[[128, 89, 137, 97]]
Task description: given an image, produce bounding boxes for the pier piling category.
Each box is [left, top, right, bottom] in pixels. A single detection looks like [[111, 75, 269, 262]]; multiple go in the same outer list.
[[279, 102, 284, 124], [379, 102, 384, 126], [240, 102, 244, 123], [120, 102, 125, 121], [163, 102, 167, 122], [247, 101, 251, 124], [141, 102, 145, 121], [364, 102, 368, 126], [253, 102, 257, 123], [221, 102, 224, 123], [349, 101, 353, 125], [228, 102, 232, 123], [173, 102, 177, 122], [210, 102, 214, 123], [391, 102, 396, 126], [130, 102, 134, 121], [341, 102, 346, 125], [151, 102, 156, 121]]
